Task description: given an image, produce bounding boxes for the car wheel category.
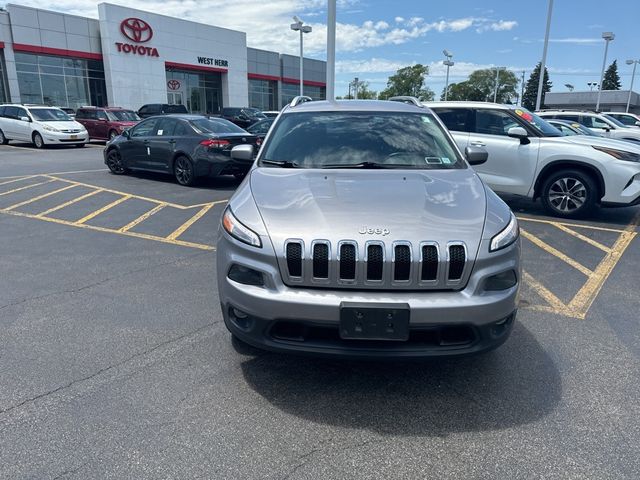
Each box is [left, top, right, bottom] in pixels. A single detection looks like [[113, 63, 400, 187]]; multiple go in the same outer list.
[[174, 155, 196, 186], [0, 129, 9, 145], [541, 169, 598, 218], [105, 149, 128, 175], [32, 132, 45, 149], [108, 130, 118, 141]]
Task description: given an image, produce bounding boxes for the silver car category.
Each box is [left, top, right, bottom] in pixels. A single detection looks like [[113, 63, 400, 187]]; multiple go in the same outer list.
[[216, 97, 521, 358]]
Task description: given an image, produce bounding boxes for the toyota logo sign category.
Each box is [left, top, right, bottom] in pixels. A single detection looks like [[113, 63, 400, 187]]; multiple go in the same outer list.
[[167, 80, 181, 90], [120, 18, 153, 43]]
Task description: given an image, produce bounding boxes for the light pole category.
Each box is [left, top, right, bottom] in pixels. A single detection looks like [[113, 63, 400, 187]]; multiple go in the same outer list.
[[326, 0, 336, 100], [350, 77, 360, 99], [493, 67, 504, 103], [291, 16, 312, 97], [443, 49, 454, 101], [596, 31, 615, 111], [564, 83, 574, 91], [588, 82, 598, 91], [626, 59, 639, 113], [536, 0, 554, 111]]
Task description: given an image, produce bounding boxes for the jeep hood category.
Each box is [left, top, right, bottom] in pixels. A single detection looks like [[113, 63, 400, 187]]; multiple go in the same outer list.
[[250, 168, 487, 255]]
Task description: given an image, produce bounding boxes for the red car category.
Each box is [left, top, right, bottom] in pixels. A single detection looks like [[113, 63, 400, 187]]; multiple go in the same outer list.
[[75, 107, 141, 141]]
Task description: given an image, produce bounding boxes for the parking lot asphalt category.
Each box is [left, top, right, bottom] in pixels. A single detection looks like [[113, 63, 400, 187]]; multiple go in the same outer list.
[[1, 143, 639, 479]]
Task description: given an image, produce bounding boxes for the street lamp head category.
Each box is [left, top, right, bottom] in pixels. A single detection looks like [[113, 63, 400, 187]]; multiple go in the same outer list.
[[290, 23, 301, 31], [627, 59, 636, 65], [443, 49, 452, 58], [602, 31, 615, 41], [443, 60, 454, 67], [301, 25, 312, 33], [293, 16, 301, 23], [565, 83, 574, 91]]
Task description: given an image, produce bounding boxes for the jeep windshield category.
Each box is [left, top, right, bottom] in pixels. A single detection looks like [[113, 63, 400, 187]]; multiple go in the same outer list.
[[30, 108, 72, 121], [261, 111, 465, 169]]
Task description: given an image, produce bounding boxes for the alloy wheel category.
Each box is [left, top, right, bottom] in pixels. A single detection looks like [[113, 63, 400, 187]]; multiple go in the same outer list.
[[175, 157, 193, 185], [548, 177, 586, 213], [106, 150, 126, 174], [33, 133, 44, 149]]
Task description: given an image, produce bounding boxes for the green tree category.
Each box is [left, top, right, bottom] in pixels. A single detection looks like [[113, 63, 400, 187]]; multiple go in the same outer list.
[[378, 64, 434, 101], [602, 60, 622, 90], [441, 68, 518, 103], [343, 81, 378, 99], [522, 62, 552, 111]]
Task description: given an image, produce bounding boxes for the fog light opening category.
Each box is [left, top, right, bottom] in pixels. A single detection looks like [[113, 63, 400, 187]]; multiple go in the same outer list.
[[228, 264, 264, 287], [228, 306, 253, 330], [485, 270, 517, 291]]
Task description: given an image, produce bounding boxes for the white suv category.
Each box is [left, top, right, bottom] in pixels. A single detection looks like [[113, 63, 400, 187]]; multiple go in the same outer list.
[[604, 112, 640, 128], [537, 110, 640, 144], [426, 102, 640, 218], [0, 104, 88, 148]]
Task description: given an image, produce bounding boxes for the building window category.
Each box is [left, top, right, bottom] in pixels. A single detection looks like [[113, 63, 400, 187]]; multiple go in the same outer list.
[[248, 78, 276, 111], [14, 53, 106, 108], [165, 69, 222, 114], [0, 51, 9, 103], [280, 82, 325, 107]]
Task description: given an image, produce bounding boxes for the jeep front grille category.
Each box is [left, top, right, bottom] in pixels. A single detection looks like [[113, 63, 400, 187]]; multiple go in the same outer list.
[[282, 239, 470, 290]]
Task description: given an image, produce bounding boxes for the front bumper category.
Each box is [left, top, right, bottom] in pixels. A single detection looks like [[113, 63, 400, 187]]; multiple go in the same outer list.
[[42, 131, 88, 145], [217, 233, 520, 359]]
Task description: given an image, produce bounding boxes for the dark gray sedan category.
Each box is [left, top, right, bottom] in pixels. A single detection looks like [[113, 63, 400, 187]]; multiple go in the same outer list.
[[104, 115, 259, 186]]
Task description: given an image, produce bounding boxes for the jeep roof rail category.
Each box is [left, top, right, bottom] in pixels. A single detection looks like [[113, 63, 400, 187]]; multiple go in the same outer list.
[[289, 95, 313, 108], [387, 96, 425, 108]]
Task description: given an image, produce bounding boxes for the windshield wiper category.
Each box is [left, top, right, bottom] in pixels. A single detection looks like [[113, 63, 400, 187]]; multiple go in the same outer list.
[[322, 161, 419, 169], [261, 159, 299, 168]]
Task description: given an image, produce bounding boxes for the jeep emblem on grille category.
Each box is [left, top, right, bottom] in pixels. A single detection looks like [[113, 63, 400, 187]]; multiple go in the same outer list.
[[359, 226, 390, 236]]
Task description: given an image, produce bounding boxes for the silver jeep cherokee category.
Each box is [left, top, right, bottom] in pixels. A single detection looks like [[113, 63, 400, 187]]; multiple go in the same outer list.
[[216, 97, 521, 358]]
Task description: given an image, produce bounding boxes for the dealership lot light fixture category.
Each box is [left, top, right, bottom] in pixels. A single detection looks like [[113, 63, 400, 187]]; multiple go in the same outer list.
[[291, 16, 312, 97]]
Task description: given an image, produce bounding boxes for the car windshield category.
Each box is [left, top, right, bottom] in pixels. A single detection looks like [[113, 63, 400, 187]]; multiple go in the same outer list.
[[190, 118, 247, 134], [106, 110, 140, 121], [603, 114, 628, 128], [30, 108, 71, 122], [570, 122, 601, 136], [511, 108, 562, 137], [241, 108, 266, 118], [261, 111, 464, 169]]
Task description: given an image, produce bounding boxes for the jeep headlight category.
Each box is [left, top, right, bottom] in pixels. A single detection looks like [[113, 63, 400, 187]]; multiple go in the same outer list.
[[593, 145, 640, 163], [490, 212, 519, 252], [222, 207, 262, 247], [41, 124, 60, 133]]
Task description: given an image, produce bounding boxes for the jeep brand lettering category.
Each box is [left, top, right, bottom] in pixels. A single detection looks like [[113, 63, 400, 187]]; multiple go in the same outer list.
[[115, 42, 160, 57], [197, 56, 229, 68], [359, 226, 390, 236]]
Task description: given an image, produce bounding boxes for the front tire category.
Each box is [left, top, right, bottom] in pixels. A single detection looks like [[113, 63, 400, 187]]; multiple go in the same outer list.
[[540, 169, 598, 218], [174, 155, 196, 186], [32, 132, 45, 149], [105, 149, 128, 175], [0, 129, 9, 145]]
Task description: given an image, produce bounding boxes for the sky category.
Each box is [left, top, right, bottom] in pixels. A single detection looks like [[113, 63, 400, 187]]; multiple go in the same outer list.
[[11, 0, 640, 98]]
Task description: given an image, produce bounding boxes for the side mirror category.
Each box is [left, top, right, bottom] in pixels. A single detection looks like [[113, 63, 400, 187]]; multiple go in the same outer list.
[[230, 144, 254, 161], [20, 116, 30, 122], [465, 146, 488, 165], [635, 121, 640, 127], [122, 129, 130, 139], [507, 126, 530, 144]]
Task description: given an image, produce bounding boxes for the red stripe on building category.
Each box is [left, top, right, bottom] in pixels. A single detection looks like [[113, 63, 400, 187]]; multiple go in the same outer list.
[[0, 42, 5, 49], [248, 73, 280, 82], [12, 43, 102, 60], [165, 61, 228, 74], [281, 76, 326, 87]]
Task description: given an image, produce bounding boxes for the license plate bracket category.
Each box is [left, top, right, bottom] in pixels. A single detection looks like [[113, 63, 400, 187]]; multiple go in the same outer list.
[[339, 302, 410, 341], [70, 135, 78, 139]]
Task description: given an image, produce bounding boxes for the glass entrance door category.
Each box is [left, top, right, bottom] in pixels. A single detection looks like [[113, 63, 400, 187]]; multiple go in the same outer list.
[[167, 92, 183, 105]]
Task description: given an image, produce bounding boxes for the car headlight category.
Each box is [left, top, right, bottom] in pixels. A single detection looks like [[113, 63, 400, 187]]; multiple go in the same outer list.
[[490, 212, 519, 252], [222, 207, 262, 247], [41, 124, 59, 133], [593, 145, 640, 162]]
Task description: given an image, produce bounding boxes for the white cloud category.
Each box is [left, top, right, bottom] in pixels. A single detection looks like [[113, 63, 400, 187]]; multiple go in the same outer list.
[[394, 16, 405, 23], [336, 58, 413, 74], [476, 19, 518, 33], [548, 37, 601, 44]]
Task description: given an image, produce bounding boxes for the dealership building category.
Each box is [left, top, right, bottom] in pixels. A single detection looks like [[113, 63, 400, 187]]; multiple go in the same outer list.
[[0, 3, 327, 113]]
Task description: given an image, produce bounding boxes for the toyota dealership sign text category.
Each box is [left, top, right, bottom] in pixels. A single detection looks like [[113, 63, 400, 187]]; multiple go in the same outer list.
[[116, 17, 159, 57]]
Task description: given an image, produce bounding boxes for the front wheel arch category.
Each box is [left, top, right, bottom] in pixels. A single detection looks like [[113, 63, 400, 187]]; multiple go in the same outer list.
[[534, 161, 604, 201]]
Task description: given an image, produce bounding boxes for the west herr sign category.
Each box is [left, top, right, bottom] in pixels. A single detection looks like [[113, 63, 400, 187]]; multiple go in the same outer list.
[[197, 56, 229, 68], [116, 17, 159, 57]]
